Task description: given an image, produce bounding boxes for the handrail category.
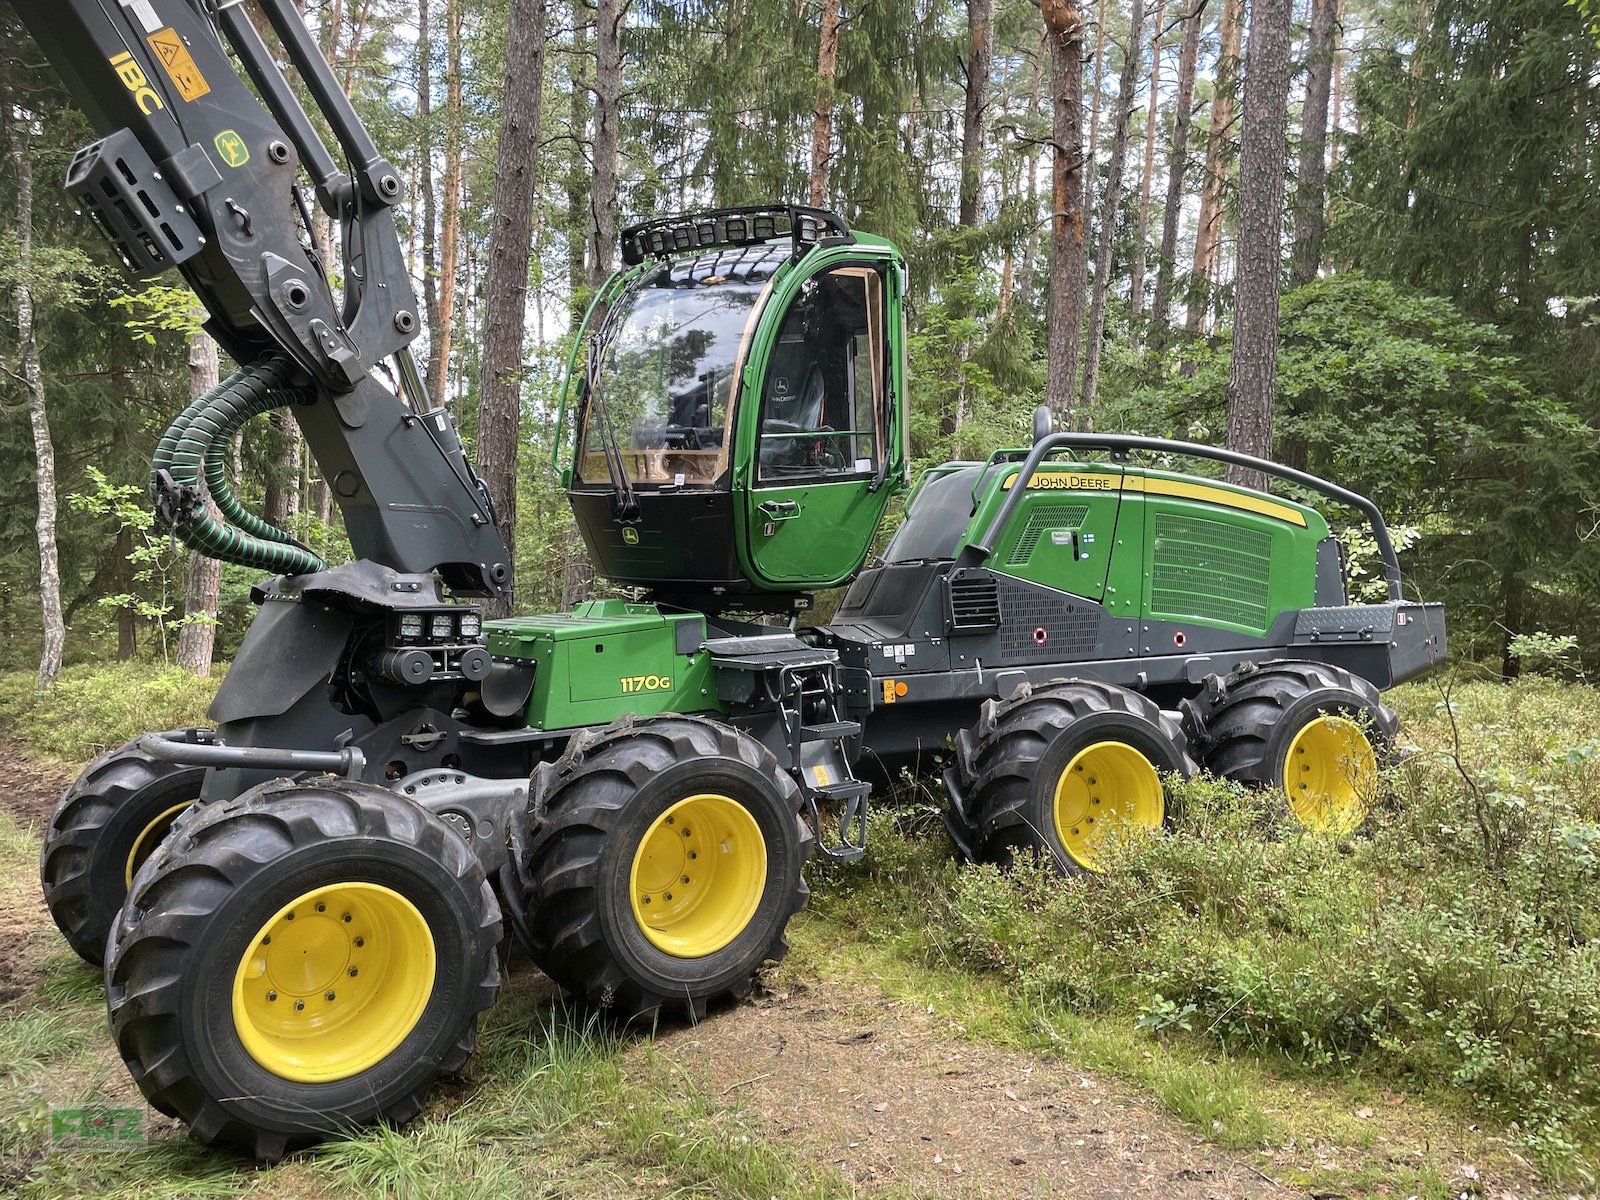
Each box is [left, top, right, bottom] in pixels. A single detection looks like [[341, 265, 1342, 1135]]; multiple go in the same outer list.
[[955, 433, 1403, 601]]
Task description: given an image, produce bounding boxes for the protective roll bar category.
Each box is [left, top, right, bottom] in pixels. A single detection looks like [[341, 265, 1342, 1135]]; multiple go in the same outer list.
[[956, 433, 1404, 602]]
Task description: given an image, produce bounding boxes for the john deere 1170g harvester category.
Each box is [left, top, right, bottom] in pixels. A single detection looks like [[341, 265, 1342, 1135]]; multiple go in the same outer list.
[[22, 0, 1443, 1158]]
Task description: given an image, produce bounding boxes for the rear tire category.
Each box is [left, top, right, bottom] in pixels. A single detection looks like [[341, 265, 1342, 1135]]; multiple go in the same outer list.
[[105, 779, 501, 1160], [1181, 660, 1397, 834], [947, 680, 1195, 874], [519, 715, 812, 1023], [41, 733, 206, 965]]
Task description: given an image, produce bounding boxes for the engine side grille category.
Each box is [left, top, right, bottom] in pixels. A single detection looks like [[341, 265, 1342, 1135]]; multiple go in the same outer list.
[[1150, 513, 1273, 629], [1005, 504, 1091, 566], [948, 573, 1002, 632]]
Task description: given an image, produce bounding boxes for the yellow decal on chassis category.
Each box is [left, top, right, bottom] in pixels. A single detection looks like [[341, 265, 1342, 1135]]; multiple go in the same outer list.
[[109, 51, 164, 115], [147, 28, 211, 102], [618, 673, 672, 694]]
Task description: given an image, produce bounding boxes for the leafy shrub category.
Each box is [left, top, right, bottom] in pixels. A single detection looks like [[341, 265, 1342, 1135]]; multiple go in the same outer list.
[[0, 663, 220, 762]]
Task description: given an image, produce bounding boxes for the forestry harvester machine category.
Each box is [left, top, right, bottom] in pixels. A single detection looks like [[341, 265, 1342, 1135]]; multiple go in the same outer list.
[[20, 0, 1445, 1159]]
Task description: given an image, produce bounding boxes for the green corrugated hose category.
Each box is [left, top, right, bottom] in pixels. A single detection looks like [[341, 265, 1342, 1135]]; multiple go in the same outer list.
[[149, 353, 327, 576]]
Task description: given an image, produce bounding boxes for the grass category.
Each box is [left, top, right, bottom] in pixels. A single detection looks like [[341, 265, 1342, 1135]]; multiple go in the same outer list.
[[0, 800, 874, 1200], [0, 664, 220, 762], [3, 666, 1596, 1197], [783, 672, 1600, 1194]]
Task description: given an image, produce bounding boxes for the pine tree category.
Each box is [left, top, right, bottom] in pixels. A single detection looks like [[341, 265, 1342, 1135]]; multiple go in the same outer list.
[[1224, 0, 1292, 489], [1291, 0, 1338, 286], [477, 0, 549, 618], [1037, 0, 1089, 423], [1149, 0, 1202, 337], [1081, 0, 1145, 411]]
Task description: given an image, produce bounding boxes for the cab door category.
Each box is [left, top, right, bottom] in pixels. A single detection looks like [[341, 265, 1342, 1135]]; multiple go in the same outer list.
[[737, 258, 901, 588]]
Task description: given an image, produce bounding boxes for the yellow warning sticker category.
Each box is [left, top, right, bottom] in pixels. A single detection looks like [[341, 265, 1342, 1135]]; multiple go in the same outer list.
[[812, 765, 832, 788], [147, 28, 210, 102], [881, 679, 897, 705]]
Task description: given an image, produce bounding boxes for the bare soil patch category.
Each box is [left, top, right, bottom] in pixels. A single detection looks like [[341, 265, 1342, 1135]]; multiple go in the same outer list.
[[0, 739, 73, 829], [657, 982, 1290, 1199]]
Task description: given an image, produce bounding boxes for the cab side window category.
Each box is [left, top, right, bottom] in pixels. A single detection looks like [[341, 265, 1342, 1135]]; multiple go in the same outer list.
[[757, 266, 885, 481]]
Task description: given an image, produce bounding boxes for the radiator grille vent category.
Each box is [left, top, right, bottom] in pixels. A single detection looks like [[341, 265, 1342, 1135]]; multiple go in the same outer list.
[[948, 573, 1002, 632], [1150, 513, 1273, 628], [1005, 504, 1091, 565]]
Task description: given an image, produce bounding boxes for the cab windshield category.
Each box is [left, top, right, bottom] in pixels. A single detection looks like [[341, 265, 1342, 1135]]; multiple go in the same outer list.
[[577, 263, 772, 487]]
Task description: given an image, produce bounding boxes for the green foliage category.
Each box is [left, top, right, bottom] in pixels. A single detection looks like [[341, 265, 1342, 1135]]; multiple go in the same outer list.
[[811, 679, 1600, 1180], [0, 663, 219, 761], [107, 284, 205, 344], [65, 467, 196, 663]]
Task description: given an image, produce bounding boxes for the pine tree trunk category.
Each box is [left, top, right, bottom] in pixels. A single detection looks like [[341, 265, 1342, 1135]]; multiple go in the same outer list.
[[566, 18, 592, 318], [1188, 0, 1243, 336], [1290, 0, 1337, 287], [1149, 0, 1203, 338], [261, 409, 301, 529], [1224, 0, 1291, 491], [808, 0, 842, 208], [946, 0, 995, 441], [958, 0, 994, 227], [1014, 44, 1046, 320], [1038, 0, 1089, 426], [176, 333, 223, 677], [2, 50, 63, 689], [1128, 0, 1165, 327], [1081, 0, 1145, 413], [1083, 0, 1109, 216], [418, 0, 439, 390], [425, 0, 465, 405], [588, 0, 622, 287], [476, 0, 548, 619]]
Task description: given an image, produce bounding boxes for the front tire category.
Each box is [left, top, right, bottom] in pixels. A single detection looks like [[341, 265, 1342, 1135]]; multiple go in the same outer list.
[[41, 733, 207, 965], [105, 779, 501, 1160], [520, 716, 812, 1022], [1182, 660, 1397, 834], [948, 680, 1195, 874]]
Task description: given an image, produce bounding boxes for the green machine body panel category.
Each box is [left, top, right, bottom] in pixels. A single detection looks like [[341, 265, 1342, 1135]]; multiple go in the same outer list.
[[956, 461, 1329, 638], [486, 600, 724, 732]]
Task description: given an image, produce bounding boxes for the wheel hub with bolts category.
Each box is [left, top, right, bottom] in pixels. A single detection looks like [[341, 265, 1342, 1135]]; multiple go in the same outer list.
[[1283, 714, 1378, 835], [630, 793, 767, 959], [1052, 740, 1165, 871], [232, 882, 436, 1083]]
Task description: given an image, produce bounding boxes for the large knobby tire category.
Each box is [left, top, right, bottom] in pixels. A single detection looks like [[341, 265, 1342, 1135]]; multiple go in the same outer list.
[[519, 715, 813, 1023], [105, 779, 501, 1160], [41, 733, 207, 965], [948, 679, 1196, 874], [1182, 660, 1398, 835]]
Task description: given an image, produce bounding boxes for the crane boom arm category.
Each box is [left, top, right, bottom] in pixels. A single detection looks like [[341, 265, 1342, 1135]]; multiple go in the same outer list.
[[13, 0, 510, 595]]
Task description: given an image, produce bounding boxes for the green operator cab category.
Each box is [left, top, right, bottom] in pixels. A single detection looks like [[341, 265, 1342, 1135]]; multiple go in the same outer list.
[[556, 207, 910, 610]]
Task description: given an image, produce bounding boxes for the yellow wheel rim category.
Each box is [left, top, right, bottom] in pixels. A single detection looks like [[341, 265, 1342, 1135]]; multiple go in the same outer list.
[[630, 794, 766, 958], [124, 802, 190, 889], [1052, 741, 1165, 872], [231, 882, 436, 1083], [1283, 714, 1378, 835]]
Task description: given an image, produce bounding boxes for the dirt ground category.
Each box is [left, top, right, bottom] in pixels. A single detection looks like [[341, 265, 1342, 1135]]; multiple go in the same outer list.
[[660, 985, 1287, 1199], [6, 748, 1292, 1198]]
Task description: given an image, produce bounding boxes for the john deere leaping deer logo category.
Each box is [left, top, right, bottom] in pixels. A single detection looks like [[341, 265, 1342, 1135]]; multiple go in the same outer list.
[[213, 130, 249, 168]]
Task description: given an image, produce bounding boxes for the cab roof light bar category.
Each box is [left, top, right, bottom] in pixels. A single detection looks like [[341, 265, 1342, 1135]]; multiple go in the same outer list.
[[620, 205, 852, 266]]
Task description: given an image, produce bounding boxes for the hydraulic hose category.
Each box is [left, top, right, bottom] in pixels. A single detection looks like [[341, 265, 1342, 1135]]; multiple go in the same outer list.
[[149, 353, 327, 576]]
